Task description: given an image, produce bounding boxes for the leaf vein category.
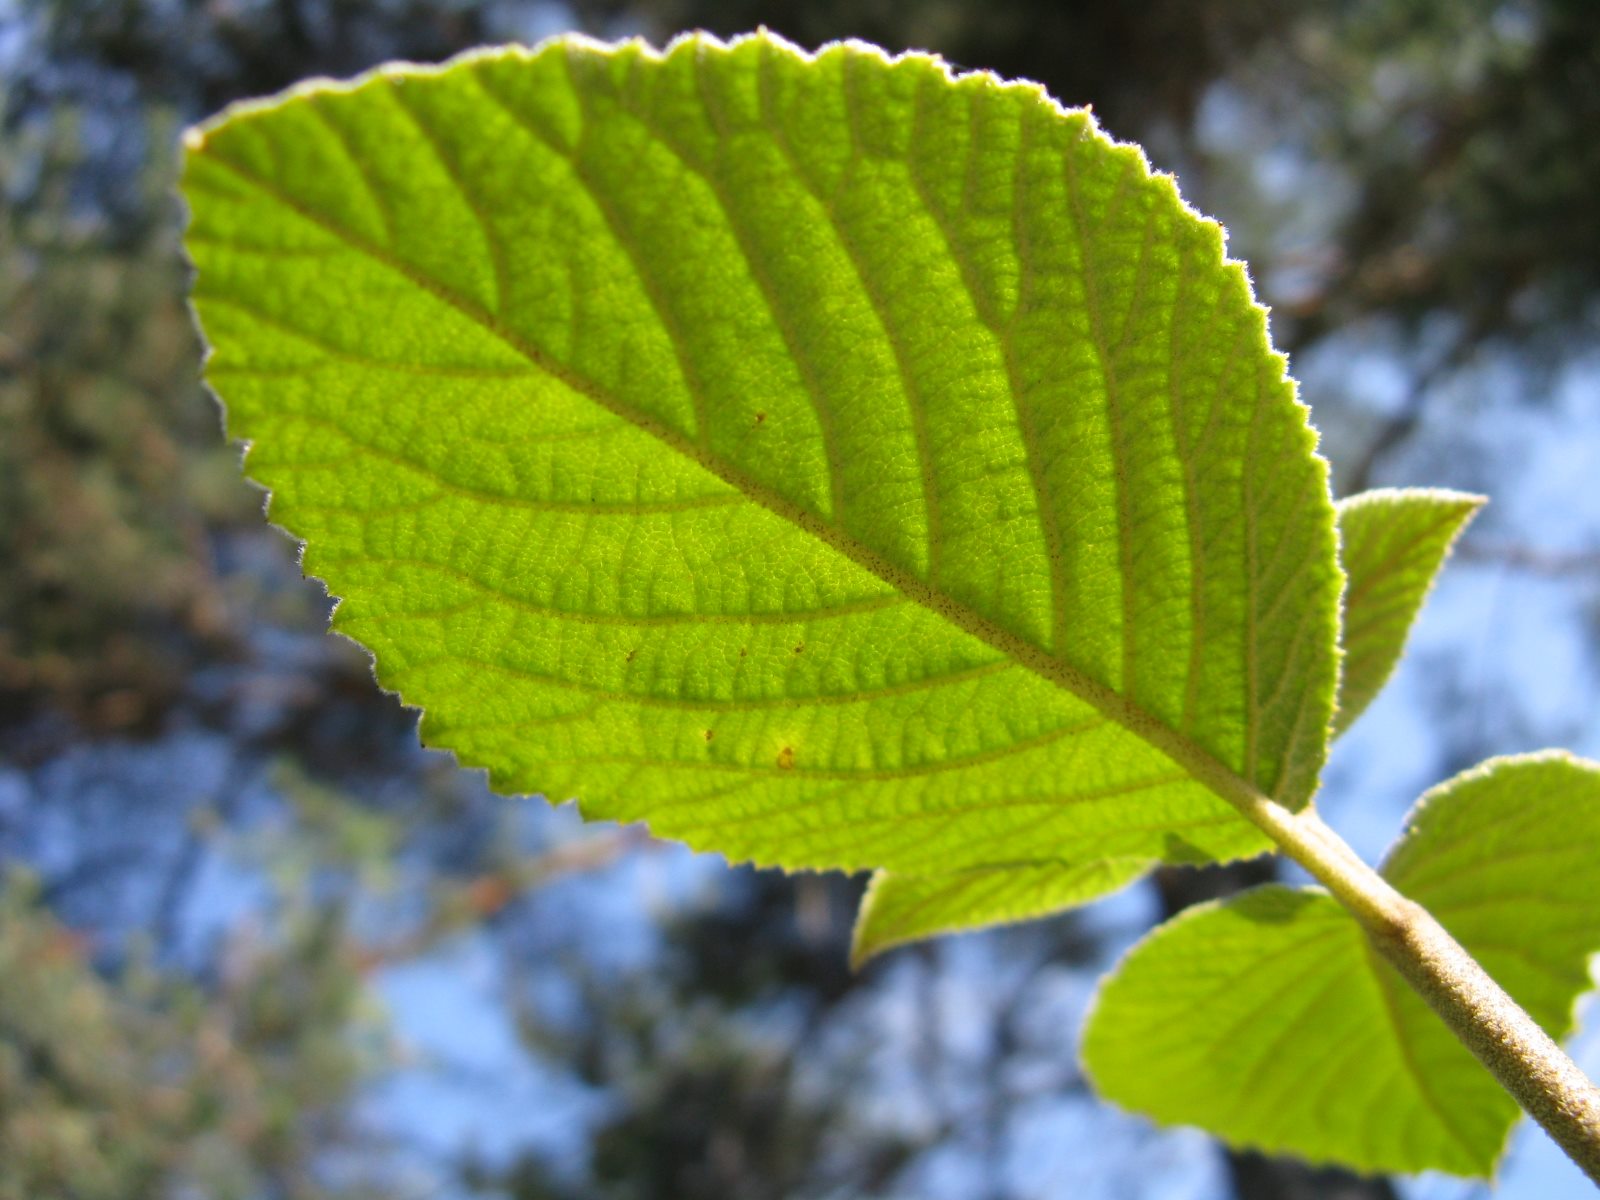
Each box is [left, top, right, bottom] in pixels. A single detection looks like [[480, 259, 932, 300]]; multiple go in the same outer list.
[[330, 556, 907, 627], [384, 79, 509, 315], [1062, 131, 1141, 698], [1005, 108, 1073, 655], [766, 44, 942, 582], [404, 650, 1016, 710]]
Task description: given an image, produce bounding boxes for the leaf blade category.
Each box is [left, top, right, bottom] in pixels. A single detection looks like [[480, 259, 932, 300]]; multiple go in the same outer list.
[[851, 858, 1150, 965], [1334, 487, 1482, 736], [183, 33, 1340, 891]]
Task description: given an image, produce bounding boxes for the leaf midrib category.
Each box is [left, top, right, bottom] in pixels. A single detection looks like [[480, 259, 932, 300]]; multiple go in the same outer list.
[[190, 92, 1278, 830]]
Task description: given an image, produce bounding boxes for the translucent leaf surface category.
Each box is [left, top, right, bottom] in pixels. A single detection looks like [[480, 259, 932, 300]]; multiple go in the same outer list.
[[1334, 488, 1481, 736], [183, 33, 1340, 896], [851, 858, 1148, 965], [1081, 752, 1600, 1177]]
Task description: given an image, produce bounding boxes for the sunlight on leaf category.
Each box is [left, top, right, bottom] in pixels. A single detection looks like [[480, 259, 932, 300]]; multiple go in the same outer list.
[[1334, 487, 1482, 736], [851, 858, 1149, 965], [183, 31, 1339, 932]]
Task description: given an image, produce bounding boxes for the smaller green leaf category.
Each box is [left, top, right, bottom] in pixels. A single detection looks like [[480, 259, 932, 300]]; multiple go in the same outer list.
[[1334, 488, 1482, 736], [851, 858, 1149, 965], [1080, 752, 1600, 1178], [1081, 885, 1499, 1174]]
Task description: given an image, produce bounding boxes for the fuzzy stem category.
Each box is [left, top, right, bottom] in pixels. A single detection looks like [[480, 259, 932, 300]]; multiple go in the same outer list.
[[1246, 799, 1600, 1185]]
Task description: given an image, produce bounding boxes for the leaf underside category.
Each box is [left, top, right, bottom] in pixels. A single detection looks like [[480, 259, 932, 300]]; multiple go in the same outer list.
[[1082, 752, 1600, 1177], [183, 34, 1340, 919]]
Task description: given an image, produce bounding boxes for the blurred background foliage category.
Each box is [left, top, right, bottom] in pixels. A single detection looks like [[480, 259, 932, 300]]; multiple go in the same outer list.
[[2, 2, 1598, 1198]]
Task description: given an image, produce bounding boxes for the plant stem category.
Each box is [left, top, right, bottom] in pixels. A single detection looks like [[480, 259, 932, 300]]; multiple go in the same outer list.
[[1247, 799, 1600, 1185]]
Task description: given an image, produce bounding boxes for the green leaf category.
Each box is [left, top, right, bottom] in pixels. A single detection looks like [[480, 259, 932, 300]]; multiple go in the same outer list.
[[183, 34, 1340, 900], [851, 858, 1149, 965], [1334, 487, 1482, 736], [1081, 752, 1600, 1177]]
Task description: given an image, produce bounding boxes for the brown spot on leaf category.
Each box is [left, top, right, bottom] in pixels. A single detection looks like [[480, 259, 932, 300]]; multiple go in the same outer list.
[[775, 745, 795, 770], [703, 729, 715, 742]]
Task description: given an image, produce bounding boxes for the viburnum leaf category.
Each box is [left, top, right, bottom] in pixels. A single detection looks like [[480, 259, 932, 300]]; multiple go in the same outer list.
[[1334, 487, 1482, 736], [1080, 752, 1600, 1177], [182, 33, 1339, 916]]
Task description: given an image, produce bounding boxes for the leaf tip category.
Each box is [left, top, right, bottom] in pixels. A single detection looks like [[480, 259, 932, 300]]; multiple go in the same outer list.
[[847, 870, 895, 969]]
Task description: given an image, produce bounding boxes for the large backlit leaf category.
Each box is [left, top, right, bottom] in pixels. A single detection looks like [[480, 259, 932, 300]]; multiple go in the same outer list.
[[1334, 487, 1481, 736], [183, 33, 1340, 898], [1080, 752, 1600, 1177]]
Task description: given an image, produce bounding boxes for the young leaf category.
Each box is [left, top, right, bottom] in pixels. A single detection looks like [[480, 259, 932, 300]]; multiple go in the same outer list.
[[182, 34, 1341, 905], [851, 858, 1149, 965], [1080, 752, 1600, 1177], [1334, 488, 1482, 736]]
